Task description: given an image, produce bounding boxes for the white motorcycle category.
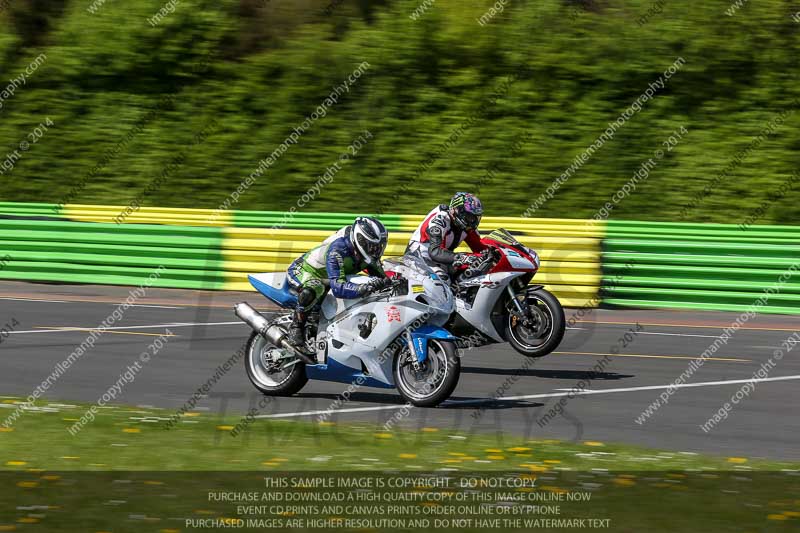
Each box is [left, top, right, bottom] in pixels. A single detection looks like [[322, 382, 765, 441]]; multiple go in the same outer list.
[[234, 255, 461, 407], [445, 229, 566, 358]]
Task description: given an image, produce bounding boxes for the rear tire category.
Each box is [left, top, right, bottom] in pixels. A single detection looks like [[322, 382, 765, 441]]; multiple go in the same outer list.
[[505, 288, 565, 358], [393, 340, 460, 407], [244, 331, 308, 396]]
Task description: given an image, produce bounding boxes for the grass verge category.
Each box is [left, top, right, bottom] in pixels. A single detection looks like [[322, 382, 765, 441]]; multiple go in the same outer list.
[[1, 398, 799, 532]]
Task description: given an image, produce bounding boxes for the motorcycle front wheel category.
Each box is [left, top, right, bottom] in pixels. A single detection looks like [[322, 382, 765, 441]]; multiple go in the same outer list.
[[505, 288, 565, 358], [245, 331, 308, 396], [393, 339, 460, 407]]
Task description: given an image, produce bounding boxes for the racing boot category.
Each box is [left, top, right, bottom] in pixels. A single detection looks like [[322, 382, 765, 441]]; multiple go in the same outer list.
[[287, 308, 306, 348]]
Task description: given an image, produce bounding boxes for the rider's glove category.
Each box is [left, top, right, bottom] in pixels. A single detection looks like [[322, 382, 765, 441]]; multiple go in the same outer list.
[[366, 277, 392, 294], [453, 253, 479, 269], [480, 247, 497, 261]]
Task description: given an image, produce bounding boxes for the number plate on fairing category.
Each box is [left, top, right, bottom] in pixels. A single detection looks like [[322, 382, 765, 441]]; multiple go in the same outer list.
[[506, 251, 534, 270]]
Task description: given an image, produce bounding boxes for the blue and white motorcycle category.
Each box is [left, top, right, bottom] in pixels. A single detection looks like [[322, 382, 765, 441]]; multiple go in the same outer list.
[[234, 256, 461, 407]]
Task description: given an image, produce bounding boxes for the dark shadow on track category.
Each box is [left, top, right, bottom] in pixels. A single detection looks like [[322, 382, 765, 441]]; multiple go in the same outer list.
[[442, 398, 545, 410], [293, 392, 407, 405], [461, 366, 634, 381], [291, 392, 544, 411]]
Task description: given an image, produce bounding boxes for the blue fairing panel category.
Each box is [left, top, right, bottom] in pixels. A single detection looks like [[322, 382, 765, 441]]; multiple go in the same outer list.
[[305, 357, 394, 389], [410, 325, 458, 363], [248, 275, 298, 308]]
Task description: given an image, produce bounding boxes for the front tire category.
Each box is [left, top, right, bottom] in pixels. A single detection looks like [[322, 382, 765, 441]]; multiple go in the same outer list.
[[393, 340, 460, 407], [244, 331, 308, 396], [505, 288, 565, 358]]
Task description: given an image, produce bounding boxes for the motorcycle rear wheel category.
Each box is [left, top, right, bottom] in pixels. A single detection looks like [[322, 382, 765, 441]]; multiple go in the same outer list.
[[245, 331, 308, 396]]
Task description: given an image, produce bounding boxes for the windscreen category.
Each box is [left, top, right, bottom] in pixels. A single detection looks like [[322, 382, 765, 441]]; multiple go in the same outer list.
[[383, 255, 437, 278], [487, 228, 523, 247]]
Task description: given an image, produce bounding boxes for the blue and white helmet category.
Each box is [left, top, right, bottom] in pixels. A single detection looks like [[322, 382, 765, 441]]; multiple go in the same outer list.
[[351, 216, 388, 265]]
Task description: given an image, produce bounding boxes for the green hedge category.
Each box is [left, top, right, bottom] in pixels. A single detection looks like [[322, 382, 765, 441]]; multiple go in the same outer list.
[[0, 1, 798, 225]]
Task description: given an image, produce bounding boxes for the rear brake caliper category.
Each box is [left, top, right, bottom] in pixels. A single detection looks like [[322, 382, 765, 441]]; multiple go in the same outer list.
[[262, 347, 283, 371]]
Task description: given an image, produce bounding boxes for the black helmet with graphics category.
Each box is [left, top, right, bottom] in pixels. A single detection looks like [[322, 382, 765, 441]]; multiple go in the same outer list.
[[449, 192, 483, 231]]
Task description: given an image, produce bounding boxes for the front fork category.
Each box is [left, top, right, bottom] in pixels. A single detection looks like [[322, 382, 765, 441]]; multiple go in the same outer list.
[[405, 328, 421, 371], [508, 284, 546, 330], [507, 285, 527, 316]]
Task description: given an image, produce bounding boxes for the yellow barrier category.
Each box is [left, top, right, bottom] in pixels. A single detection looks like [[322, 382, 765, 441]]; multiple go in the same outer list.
[[222, 225, 603, 307], [57, 204, 602, 307]]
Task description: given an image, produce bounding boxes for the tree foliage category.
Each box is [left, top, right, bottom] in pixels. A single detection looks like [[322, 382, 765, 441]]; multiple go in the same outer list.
[[0, 0, 798, 224]]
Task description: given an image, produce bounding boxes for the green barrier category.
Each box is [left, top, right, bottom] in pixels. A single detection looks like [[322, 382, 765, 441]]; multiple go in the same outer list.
[[0, 202, 66, 219], [604, 220, 800, 242], [0, 203, 603, 308], [603, 220, 800, 315], [0, 218, 225, 290], [3, 202, 799, 315]]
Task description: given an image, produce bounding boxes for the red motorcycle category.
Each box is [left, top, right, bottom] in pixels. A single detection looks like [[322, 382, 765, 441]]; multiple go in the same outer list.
[[446, 228, 565, 358]]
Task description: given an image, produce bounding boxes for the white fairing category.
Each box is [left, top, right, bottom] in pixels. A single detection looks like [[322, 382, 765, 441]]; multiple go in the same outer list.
[[456, 271, 525, 342], [250, 272, 287, 289], [319, 295, 435, 385], [320, 275, 373, 320], [312, 261, 453, 386]]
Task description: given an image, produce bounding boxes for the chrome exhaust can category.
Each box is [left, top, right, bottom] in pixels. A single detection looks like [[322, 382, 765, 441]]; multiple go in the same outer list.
[[234, 302, 316, 365], [234, 302, 270, 334]]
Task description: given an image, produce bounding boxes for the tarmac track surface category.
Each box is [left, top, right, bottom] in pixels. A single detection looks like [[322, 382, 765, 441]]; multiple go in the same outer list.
[[1, 281, 798, 460]]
